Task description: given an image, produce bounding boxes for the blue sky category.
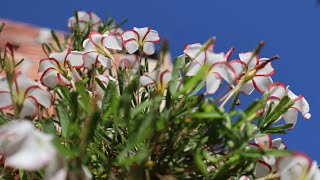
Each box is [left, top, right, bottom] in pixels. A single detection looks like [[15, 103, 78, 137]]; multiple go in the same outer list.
[[1, 0, 319, 161]]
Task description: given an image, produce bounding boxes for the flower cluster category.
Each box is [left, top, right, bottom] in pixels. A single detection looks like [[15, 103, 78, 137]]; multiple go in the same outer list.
[[0, 11, 315, 180]]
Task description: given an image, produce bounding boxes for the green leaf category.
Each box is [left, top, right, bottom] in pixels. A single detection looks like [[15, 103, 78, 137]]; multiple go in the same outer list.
[[51, 30, 62, 51], [57, 102, 70, 138], [191, 112, 224, 119], [194, 148, 209, 177], [262, 96, 294, 130], [75, 81, 91, 110], [169, 57, 182, 96], [179, 65, 209, 95]]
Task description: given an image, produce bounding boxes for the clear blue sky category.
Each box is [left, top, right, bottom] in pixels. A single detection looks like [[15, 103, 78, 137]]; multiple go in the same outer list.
[[1, 0, 319, 161]]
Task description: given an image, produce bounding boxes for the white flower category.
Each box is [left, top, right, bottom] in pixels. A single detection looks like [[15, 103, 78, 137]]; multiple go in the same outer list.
[[0, 72, 53, 118], [119, 54, 140, 74], [39, 49, 83, 88], [83, 31, 122, 69], [248, 134, 286, 178], [94, 75, 119, 108], [0, 120, 56, 170], [122, 27, 160, 55], [229, 52, 275, 94], [68, 11, 103, 33], [45, 155, 92, 180], [184, 42, 236, 94], [267, 82, 311, 128], [277, 152, 320, 180]]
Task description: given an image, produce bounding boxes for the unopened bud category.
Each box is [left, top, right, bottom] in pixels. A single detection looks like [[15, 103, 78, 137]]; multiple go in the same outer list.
[[4, 43, 15, 86], [257, 109, 264, 116]]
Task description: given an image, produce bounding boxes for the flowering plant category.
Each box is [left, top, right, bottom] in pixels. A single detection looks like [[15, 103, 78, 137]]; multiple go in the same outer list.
[[0, 11, 316, 179]]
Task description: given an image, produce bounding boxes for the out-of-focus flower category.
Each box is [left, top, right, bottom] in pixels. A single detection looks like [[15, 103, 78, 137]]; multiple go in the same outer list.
[[45, 155, 92, 180], [184, 42, 236, 94], [94, 75, 119, 108], [83, 31, 122, 69], [276, 152, 320, 180], [267, 82, 311, 128], [248, 134, 286, 178], [0, 120, 56, 170], [122, 27, 160, 55], [140, 70, 172, 93], [229, 52, 275, 95], [68, 11, 103, 33], [119, 54, 140, 74], [0, 72, 53, 118], [39, 49, 83, 88], [239, 176, 250, 180]]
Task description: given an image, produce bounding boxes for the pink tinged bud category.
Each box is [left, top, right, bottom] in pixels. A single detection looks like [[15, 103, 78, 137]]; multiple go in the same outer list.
[[257, 109, 264, 116]]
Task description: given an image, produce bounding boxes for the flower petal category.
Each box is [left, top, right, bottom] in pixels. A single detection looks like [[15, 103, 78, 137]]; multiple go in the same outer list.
[[66, 51, 84, 68], [256, 61, 275, 76], [289, 91, 310, 119], [88, 32, 104, 51], [272, 138, 286, 150], [83, 51, 98, 69], [124, 40, 139, 54], [206, 72, 222, 94], [184, 43, 205, 65], [0, 91, 12, 110], [240, 80, 255, 95], [133, 27, 149, 41], [140, 75, 155, 87], [103, 34, 123, 50], [255, 160, 272, 178], [122, 30, 138, 41], [39, 58, 60, 73], [206, 51, 225, 65], [2, 121, 55, 170], [229, 60, 247, 77], [277, 152, 312, 180], [252, 76, 273, 93], [283, 108, 298, 128], [97, 54, 112, 69], [159, 70, 172, 88], [254, 134, 272, 148], [50, 49, 69, 63], [186, 61, 202, 76], [144, 30, 160, 42], [26, 87, 53, 108], [268, 82, 287, 98], [14, 73, 37, 92], [40, 68, 59, 88], [143, 42, 155, 55], [19, 97, 39, 118], [239, 52, 258, 71], [211, 62, 236, 83]]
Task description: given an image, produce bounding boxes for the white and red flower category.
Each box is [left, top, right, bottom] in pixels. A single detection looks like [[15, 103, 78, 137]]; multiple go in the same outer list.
[[140, 70, 172, 91], [118, 54, 140, 74], [83, 31, 122, 69], [68, 11, 103, 33], [39, 49, 83, 88], [184, 42, 236, 94], [267, 82, 311, 128], [248, 134, 286, 178], [276, 152, 320, 180], [0, 72, 53, 118], [229, 52, 275, 95], [94, 75, 119, 108], [0, 120, 56, 170], [122, 27, 160, 55]]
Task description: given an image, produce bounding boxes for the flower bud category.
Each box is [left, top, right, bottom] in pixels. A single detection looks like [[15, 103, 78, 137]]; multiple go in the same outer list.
[[4, 43, 15, 86]]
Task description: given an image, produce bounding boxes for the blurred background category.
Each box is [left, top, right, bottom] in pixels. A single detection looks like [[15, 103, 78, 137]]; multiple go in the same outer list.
[[0, 0, 319, 161]]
